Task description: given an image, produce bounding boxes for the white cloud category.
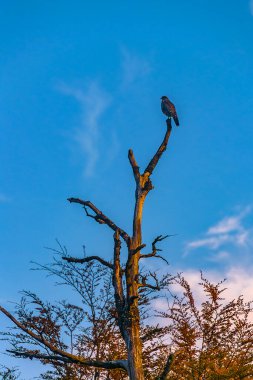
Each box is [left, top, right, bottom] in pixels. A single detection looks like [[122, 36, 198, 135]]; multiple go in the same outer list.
[[187, 234, 231, 250], [250, 0, 253, 15], [58, 81, 111, 177], [209, 250, 230, 262], [185, 206, 252, 256], [207, 216, 242, 235], [56, 48, 152, 176], [120, 47, 151, 88], [207, 206, 251, 235], [236, 230, 249, 245], [152, 265, 253, 323], [183, 266, 253, 305]]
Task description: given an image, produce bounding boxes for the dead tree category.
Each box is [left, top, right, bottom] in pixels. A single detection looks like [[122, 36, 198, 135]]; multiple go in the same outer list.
[[0, 117, 175, 380]]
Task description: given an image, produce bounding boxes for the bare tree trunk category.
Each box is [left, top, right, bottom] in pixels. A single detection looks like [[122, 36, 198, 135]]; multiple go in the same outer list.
[[124, 121, 172, 380], [125, 188, 149, 379]]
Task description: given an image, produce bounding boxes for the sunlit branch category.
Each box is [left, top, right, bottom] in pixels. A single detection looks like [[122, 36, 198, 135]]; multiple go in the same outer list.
[[144, 119, 172, 176], [112, 230, 127, 341], [128, 149, 140, 183]]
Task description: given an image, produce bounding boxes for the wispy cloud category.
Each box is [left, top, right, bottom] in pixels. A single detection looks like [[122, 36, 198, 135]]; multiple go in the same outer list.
[[185, 206, 252, 258], [153, 265, 253, 322], [207, 206, 251, 235], [250, 0, 253, 15], [58, 81, 111, 177], [182, 266, 253, 306], [208, 250, 230, 262], [187, 234, 232, 250], [120, 47, 152, 88]]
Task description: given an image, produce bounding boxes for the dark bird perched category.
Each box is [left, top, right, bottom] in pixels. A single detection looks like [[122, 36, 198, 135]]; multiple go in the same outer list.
[[161, 96, 179, 126]]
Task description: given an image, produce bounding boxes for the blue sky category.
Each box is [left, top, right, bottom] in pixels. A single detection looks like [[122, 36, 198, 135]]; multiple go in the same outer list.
[[1, 1, 253, 377]]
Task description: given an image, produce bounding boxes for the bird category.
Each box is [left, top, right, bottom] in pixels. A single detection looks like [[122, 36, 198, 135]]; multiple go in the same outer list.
[[161, 96, 179, 126]]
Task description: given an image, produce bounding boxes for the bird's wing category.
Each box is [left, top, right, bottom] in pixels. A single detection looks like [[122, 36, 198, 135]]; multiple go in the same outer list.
[[173, 113, 180, 126], [165, 99, 179, 126], [161, 101, 169, 116]]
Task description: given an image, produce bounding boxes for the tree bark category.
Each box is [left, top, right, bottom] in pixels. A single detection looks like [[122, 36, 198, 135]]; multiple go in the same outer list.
[[125, 184, 149, 380], [124, 121, 172, 380]]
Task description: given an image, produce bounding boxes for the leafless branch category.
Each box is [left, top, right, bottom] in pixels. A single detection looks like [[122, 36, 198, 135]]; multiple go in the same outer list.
[[62, 255, 113, 270], [112, 230, 127, 341], [7, 350, 128, 371], [140, 235, 173, 264], [138, 272, 161, 292], [144, 119, 172, 176], [0, 305, 127, 371], [132, 244, 146, 255], [67, 198, 130, 244], [139, 283, 160, 292], [128, 149, 140, 183], [157, 353, 173, 380]]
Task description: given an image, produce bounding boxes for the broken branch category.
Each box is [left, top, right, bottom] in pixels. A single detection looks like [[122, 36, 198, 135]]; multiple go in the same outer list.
[[128, 149, 140, 183]]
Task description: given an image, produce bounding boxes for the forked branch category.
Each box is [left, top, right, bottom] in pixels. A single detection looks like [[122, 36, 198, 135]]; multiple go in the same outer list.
[[139, 271, 161, 292], [140, 235, 172, 264], [67, 198, 130, 243]]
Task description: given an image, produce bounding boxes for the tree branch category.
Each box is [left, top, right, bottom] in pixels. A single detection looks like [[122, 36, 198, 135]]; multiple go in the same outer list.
[[157, 353, 173, 380], [0, 305, 128, 372], [67, 198, 130, 244], [138, 272, 161, 292], [132, 244, 146, 255], [7, 350, 128, 371], [140, 235, 172, 264], [62, 255, 113, 270], [128, 149, 140, 183], [139, 283, 160, 291], [112, 230, 124, 304], [144, 119, 172, 176], [112, 230, 126, 340]]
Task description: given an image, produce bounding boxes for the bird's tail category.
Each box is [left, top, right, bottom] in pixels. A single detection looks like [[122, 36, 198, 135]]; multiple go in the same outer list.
[[173, 115, 179, 127]]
